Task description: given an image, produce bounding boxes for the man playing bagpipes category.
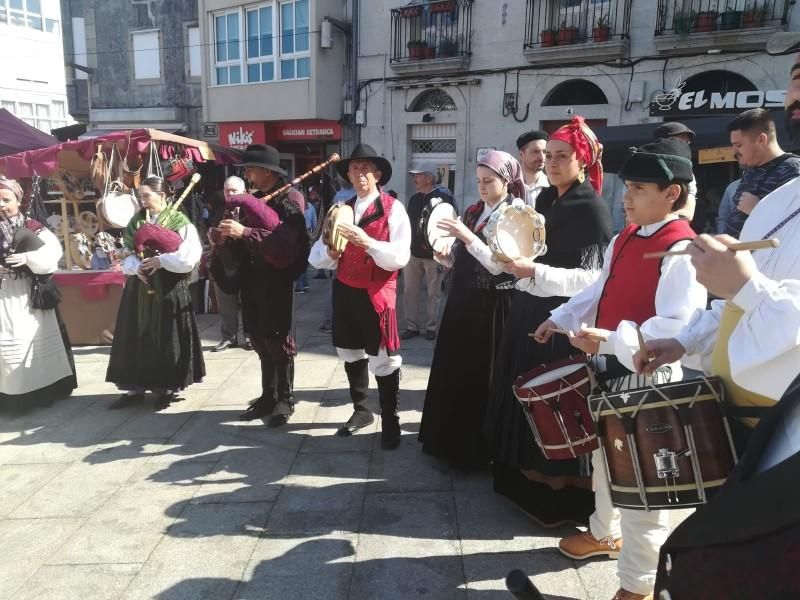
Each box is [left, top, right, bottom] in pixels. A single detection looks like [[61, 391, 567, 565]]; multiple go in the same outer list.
[[106, 175, 205, 409], [213, 144, 309, 428]]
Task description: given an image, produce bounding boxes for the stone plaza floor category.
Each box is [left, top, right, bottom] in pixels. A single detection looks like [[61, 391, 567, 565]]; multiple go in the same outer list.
[[0, 275, 631, 600]]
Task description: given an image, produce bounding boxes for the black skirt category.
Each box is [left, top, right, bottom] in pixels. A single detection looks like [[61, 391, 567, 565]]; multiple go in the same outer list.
[[419, 286, 512, 468], [106, 273, 205, 392]]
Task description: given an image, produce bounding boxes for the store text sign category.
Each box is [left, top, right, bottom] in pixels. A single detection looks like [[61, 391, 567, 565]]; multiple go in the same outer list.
[[219, 122, 266, 150], [268, 120, 342, 142], [650, 89, 786, 117]]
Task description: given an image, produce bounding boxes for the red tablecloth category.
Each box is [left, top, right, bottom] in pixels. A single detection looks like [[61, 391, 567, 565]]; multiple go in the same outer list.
[[53, 270, 126, 300]]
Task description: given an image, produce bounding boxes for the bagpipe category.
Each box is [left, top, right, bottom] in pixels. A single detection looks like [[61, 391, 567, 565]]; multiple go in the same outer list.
[[208, 153, 340, 294], [0, 218, 61, 309]]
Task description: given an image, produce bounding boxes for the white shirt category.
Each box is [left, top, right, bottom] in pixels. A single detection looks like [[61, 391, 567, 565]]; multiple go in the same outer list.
[[675, 176, 800, 470], [523, 170, 549, 208], [308, 190, 411, 272], [121, 216, 202, 276], [549, 218, 707, 374]]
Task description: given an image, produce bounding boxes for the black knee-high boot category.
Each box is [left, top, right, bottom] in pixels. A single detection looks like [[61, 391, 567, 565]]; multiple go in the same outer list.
[[240, 352, 276, 421], [337, 358, 374, 437], [376, 368, 401, 450], [268, 357, 295, 427]]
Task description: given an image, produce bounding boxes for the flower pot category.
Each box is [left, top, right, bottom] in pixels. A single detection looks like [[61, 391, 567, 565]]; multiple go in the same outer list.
[[720, 10, 742, 30], [593, 26, 610, 42], [423, 45, 435, 59], [557, 26, 579, 45], [694, 12, 718, 32], [540, 30, 556, 47], [407, 45, 423, 59], [674, 14, 693, 34], [430, 0, 456, 14], [399, 5, 423, 18], [742, 11, 766, 28]]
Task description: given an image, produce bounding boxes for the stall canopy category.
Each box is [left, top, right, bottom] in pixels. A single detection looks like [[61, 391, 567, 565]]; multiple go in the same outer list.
[[595, 112, 797, 172], [0, 109, 59, 157], [0, 128, 238, 179]]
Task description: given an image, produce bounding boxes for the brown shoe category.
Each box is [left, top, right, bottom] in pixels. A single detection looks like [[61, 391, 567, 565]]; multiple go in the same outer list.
[[611, 589, 648, 600], [558, 531, 622, 560]]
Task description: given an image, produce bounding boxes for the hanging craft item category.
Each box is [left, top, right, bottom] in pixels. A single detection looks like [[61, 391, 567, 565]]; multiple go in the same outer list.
[[69, 232, 93, 270], [54, 169, 84, 202], [90, 144, 108, 193], [121, 131, 143, 190], [159, 144, 194, 182], [78, 210, 100, 235], [98, 144, 140, 229]]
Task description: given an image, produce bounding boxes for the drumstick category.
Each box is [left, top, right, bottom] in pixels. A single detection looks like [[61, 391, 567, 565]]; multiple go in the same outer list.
[[636, 326, 650, 366], [528, 328, 608, 342], [644, 238, 779, 259]]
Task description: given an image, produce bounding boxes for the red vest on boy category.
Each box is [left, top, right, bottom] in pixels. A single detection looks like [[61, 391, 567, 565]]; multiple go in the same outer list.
[[595, 219, 695, 331]]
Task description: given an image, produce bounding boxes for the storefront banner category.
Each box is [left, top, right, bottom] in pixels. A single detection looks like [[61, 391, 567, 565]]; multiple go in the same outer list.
[[219, 122, 266, 150], [698, 147, 737, 164], [650, 89, 786, 117], [268, 120, 342, 142]]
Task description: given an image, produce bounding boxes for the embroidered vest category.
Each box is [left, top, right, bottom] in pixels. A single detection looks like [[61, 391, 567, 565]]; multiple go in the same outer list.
[[595, 219, 695, 330], [337, 192, 397, 289]]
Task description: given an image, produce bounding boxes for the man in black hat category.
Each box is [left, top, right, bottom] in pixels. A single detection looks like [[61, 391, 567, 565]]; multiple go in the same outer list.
[[309, 143, 411, 450], [653, 121, 698, 222], [516, 130, 549, 207], [218, 144, 309, 427]]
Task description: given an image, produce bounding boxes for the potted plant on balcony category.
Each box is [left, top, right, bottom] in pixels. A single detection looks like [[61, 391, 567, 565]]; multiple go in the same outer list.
[[399, 3, 423, 18], [673, 10, 694, 35], [694, 3, 718, 32], [438, 37, 459, 57], [593, 14, 611, 42], [743, 1, 768, 27], [720, 2, 743, 29], [557, 20, 579, 45], [422, 42, 436, 59], [540, 27, 557, 47], [430, 0, 456, 14], [407, 40, 425, 59]]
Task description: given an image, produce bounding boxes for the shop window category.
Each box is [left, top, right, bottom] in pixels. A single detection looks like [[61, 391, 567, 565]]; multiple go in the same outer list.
[[2, 0, 43, 30], [279, 0, 310, 80], [411, 139, 457, 154], [214, 11, 241, 85], [544, 79, 608, 105], [246, 5, 274, 82], [188, 26, 202, 78], [411, 89, 457, 112], [132, 30, 161, 80]]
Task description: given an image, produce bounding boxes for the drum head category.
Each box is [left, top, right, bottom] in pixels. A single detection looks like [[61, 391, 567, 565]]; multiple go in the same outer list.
[[522, 363, 584, 389], [323, 203, 354, 252], [495, 208, 544, 261], [426, 202, 456, 255]]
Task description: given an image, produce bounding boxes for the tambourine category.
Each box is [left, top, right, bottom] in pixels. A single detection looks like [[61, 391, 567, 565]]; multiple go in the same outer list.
[[419, 198, 457, 255], [321, 203, 355, 252], [78, 210, 99, 235], [484, 200, 547, 262]]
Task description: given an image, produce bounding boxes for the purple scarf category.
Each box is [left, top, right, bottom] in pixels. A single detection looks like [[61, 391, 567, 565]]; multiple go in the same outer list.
[[477, 150, 526, 199]]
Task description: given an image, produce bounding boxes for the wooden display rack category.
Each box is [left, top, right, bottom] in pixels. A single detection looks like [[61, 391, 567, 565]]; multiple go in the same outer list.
[[44, 181, 102, 270]]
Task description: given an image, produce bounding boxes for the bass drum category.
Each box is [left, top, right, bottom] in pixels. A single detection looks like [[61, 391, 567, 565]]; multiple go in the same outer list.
[[321, 203, 355, 252], [419, 198, 457, 255], [484, 200, 547, 262]]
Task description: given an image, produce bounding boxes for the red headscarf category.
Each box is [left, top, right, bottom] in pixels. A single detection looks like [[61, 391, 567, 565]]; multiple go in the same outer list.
[[550, 116, 604, 194]]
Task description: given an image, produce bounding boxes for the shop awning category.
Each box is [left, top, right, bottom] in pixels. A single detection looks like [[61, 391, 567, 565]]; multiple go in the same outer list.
[[0, 109, 59, 157], [595, 113, 798, 172]]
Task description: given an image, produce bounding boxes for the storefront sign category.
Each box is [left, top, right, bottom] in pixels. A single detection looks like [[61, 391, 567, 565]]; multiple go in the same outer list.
[[218, 122, 266, 150], [698, 147, 736, 164], [268, 120, 342, 142], [203, 123, 218, 138], [650, 89, 786, 117]]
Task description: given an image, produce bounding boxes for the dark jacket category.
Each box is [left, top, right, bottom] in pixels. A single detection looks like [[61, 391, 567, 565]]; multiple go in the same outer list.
[[407, 186, 456, 259]]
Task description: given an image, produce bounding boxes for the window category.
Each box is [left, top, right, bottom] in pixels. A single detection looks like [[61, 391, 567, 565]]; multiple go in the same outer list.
[[2, 0, 43, 30], [279, 0, 309, 79], [188, 26, 201, 78], [214, 11, 241, 85], [246, 5, 274, 82], [1, 100, 15, 113], [52, 100, 65, 119], [132, 30, 161, 80], [18, 102, 34, 126]]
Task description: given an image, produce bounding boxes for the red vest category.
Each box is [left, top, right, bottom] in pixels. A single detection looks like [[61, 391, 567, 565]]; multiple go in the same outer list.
[[336, 192, 397, 289], [595, 219, 695, 330]]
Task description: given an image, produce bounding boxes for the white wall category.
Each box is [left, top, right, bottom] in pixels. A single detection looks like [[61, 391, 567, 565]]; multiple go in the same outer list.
[[0, 0, 72, 132]]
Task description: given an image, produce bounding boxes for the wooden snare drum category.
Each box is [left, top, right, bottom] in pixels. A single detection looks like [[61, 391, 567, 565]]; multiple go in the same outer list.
[[590, 377, 738, 511], [484, 201, 547, 262], [513, 356, 598, 460], [321, 203, 355, 252]]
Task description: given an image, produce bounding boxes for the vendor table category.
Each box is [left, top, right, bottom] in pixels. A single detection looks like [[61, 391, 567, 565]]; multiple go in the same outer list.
[[53, 270, 126, 345]]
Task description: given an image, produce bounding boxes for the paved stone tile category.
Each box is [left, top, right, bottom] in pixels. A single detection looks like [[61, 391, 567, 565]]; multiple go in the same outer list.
[[16, 563, 141, 600], [360, 491, 458, 542], [367, 434, 452, 493], [0, 463, 70, 518], [0, 517, 85, 599], [235, 534, 357, 600]]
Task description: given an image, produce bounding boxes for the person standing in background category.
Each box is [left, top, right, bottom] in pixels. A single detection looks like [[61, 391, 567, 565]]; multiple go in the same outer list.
[[402, 161, 456, 341], [516, 130, 549, 207], [652, 122, 699, 223], [716, 177, 743, 234], [295, 193, 317, 293]]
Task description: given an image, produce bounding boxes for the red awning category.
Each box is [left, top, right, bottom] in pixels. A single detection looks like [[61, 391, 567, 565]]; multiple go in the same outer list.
[[0, 109, 59, 157]]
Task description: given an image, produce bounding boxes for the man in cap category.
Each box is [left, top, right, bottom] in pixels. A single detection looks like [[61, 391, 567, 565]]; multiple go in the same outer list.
[[219, 144, 309, 427], [653, 122, 698, 222], [642, 31, 800, 598], [402, 160, 456, 341], [309, 143, 411, 450], [516, 130, 550, 207]]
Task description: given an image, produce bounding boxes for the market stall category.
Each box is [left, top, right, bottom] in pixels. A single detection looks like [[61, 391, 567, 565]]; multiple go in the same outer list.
[[0, 129, 237, 344]]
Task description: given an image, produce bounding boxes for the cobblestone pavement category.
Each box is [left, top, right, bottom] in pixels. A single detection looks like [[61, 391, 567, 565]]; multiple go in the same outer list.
[[0, 275, 637, 600]]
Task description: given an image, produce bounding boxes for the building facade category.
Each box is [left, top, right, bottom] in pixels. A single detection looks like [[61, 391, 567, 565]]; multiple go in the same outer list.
[[357, 0, 799, 231], [0, 0, 72, 133], [62, 0, 203, 136], [198, 0, 349, 178]]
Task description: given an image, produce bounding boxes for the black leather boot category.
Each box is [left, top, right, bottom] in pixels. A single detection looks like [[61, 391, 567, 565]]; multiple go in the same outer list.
[[376, 369, 401, 450], [337, 359, 374, 436], [268, 357, 295, 428], [240, 354, 276, 421]]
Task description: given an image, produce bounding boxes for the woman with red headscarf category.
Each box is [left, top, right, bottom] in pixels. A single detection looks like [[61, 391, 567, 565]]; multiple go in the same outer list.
[[484, 117, 613, 526]]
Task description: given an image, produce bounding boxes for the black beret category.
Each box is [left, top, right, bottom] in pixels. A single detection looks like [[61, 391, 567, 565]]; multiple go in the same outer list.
[[618, 139, 694, 184], [516, 130, 549, 150], [653, 121, 696, 140]]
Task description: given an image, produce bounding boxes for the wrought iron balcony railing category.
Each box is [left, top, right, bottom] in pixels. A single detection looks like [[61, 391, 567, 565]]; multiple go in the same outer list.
[[655, 0, 791, 35], [390, 0, 473, 64], [524, 0, 632, 49]]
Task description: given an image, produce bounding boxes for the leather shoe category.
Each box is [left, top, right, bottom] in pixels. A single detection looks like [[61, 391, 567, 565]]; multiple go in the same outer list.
[[239, 399, 273, 421], [424, 330, 436, 341], [155, 392, 176, 411], [212, 339, 236, 352], [380, 430, 401, 450], [400, 329, 419, 340], [109, 392, 144, 409], [241, 340, 253, 351], [336, 412, 375, 436], [267, 402, 294, 428], [611, 589, 647, 600], [559, 532, 622, 560]]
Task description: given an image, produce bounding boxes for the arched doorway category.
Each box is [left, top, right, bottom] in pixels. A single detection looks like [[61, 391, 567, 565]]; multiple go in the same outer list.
[[408, 88, 458, 192], [540, 79, 609, 134]]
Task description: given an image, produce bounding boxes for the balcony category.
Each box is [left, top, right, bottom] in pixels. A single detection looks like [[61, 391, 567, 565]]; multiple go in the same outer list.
[[654, 0, 791, 56], [389, 0, 474, 75], [523, 0, 631, 66]]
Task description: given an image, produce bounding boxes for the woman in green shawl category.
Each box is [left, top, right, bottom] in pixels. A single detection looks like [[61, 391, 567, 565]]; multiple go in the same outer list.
[[106, 176, 205, 408]]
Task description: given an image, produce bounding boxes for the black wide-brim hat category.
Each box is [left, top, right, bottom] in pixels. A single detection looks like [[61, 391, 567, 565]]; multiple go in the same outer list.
[[619, 139, 694, 184], [336, 143, 392, 186], [236, 144, 288, 177]]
